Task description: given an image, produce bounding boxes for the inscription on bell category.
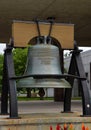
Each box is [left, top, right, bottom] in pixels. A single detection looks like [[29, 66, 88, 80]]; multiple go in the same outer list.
[[28, 44, 61, 75], [31, 47, 59, 65], [39, 57, 54, 65]]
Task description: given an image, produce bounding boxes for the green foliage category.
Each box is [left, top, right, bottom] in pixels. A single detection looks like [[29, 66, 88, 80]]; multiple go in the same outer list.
[[18, 96, 53, 101], [13, 48, 28, 92], [13, 48, 28, 76], [0, 54, 4, 75], [0, 54, 4, 89]]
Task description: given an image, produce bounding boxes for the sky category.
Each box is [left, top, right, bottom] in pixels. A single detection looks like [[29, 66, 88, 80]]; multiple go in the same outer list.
[[64, 47, 91, 54], [0, 43, 6, 54], [0, 43, 91, 54]]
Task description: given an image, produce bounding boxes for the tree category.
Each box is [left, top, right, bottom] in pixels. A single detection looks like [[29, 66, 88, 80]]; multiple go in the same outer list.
[[0, 54, 4, 91], [13, 48, 27, 76], [13, 48, 29, 94]]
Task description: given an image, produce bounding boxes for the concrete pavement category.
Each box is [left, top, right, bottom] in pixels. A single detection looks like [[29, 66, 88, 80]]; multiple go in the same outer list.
[[0, 100, 91, 130], [17, 100, 82, 114]]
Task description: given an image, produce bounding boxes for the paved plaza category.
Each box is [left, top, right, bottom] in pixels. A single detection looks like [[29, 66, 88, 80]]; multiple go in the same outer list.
[[0, 100, 90, 130], [17, 100, 82, 114]]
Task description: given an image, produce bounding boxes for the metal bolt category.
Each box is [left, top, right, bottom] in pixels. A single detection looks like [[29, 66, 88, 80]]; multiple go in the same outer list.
[[87, 104, 90, 108]]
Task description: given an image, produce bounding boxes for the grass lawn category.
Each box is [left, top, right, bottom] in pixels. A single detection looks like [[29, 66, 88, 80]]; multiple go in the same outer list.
[[17, 96, 54, 101], [17, 96, 81, 101]]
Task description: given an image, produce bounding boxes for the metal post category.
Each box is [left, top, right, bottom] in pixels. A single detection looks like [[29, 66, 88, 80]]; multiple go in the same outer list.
[[1, 50, 9, 114], [64, 42, 91, 116], [1, 44, 18, 118], [74, 49, 91, 116], [54, 45, 64, 101], [63, 53, 75, 112]]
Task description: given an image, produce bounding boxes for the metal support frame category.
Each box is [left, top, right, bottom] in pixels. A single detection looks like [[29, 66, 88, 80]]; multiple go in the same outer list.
[[1, 44, 18, 118], [1, 40, 91, 118], [64, 42, 91, 116]]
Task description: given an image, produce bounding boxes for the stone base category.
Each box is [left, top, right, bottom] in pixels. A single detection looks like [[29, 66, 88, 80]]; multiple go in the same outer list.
[[0, 112, 91, 130]]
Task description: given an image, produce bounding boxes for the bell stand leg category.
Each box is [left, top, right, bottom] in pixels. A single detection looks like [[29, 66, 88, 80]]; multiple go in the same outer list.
[[1, 49, 9, 115], [63, 50, 75, 113], [74, 45, 91, 116], [63, 42, 91, 116], [54, 49, 64, 101], [1, 44, 18, 118]]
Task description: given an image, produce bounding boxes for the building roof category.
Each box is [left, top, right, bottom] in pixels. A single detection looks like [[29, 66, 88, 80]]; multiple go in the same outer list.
[[0, 0, 91, 47]]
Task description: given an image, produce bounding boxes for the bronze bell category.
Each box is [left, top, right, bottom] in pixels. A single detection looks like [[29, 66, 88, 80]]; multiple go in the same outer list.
[[17, 37, 71, 89]]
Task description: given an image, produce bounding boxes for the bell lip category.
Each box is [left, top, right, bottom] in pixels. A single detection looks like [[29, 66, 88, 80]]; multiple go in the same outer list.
[[17, 86, 71, 88], [17, 78, 71, 88]]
